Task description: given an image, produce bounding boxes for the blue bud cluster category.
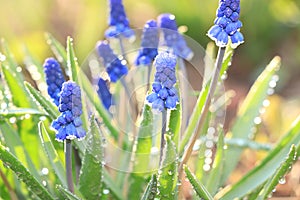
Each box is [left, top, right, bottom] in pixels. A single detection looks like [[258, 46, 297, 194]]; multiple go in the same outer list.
[[207, 0, 244, 48], [146, 52, 179, 112], [51, 81, 86, 142], [135, 20, 159, 66], [97, 78, 113, 110], [96, 41, 128, 82], [158, 13, 193, 60], [43, 57, 66, 106], [105, 0, 134, 38]]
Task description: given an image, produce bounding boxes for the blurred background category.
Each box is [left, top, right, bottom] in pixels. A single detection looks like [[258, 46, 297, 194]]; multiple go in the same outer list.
[[0, 0, 299, 197]]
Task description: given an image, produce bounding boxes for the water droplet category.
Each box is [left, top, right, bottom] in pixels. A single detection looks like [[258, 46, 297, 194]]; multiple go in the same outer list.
[[0, 53, 6, 62], [42, 181, 47, 187], [16, 67, 22, 73], [221, 72, 228, 80], [203, 164, 210, 171], [205, 157, 212, 165], [103, 189, 110, 195], [41, 168, 49, 175], [205, 140, 214, 148], [279, 177, 286, 184], [168, 170, 173, 176], [263, 99, 270, 107], [151, 147, 159, 155], [269, 80, 276, 88], [272, 188, 276, 193], [9, 117, 17, 124], [254, 117, 262, 125], [267, 88, 274, 95]]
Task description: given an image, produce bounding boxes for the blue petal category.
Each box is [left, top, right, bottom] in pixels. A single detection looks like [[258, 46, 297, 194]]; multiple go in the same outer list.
[[216, 30, 229, 47], [55, 127, 67, 142], [146, 93, 158, 103], [230, 31, 244, 48], [207, 25, 222, 41], [152, 98, 165, 112]]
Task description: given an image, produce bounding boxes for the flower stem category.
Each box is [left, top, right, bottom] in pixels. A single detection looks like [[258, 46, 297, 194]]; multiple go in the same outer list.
[[65, 139, 74, 193], [178, 58, 189, 136], [159, 109, 167, 166], [178, 47, 226, 178]]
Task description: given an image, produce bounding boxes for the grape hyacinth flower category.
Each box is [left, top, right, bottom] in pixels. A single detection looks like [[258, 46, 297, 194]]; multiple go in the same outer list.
[[105, 0, 134, 39], [135, 20, 159, 66], [207, 0, 244, 48], [146, 52, 179, 112], [96, 41, 128, 82], [51, 81, 86, 142], [97, 78, 113, 110], [158, 13, 193, 60], [43, 57, 66, 106]]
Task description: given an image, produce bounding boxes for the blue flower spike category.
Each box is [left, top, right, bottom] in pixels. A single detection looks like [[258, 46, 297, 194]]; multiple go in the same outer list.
[[135, 20, 159, 66], [146, 52, 179, 112], [96, 40, 128, 82], [43, 57, 66, 106], [105, 0, 134, 39], [157, 13, 193, 60], [97, 77, 113, 110], [51, 81, 86, 142], [207, 0, 244, 48]]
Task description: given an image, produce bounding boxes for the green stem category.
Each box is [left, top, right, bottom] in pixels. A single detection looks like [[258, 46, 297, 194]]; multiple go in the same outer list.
[[65, 139, 74, 193], [178, 58, 189, 135], [159, 109, 167, 166], [179, 47, 226, 177]]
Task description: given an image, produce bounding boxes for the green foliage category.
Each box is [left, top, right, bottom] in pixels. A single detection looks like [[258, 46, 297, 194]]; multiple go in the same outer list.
[[0, 3, 299, 199], [78, 116, 104, 200]]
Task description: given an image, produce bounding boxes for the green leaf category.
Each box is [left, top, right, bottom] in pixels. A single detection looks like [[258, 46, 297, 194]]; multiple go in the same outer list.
[[206, 130, 224, 195], [141, 174, 158, 200], [256, 145, 298, 200], [1, 66, 32, 108], [0, 142, 54, 200], [45, 33, 68, 66], [183, 165, 213, 200], [127, 175, 147, 200], [0, 120, 41, 182], [38, 122, 67, 188], [56, 185, 80, 200], [158, 135, 178, 199], [179, 83, 209, 155], [66, 37, 79, 82], [24, 82, 59, 120], [102, 170, 124, 200], [216, 115, 300, 200], [221, 56, 281, 184], [132, 104, 153, 173], [78, 116, 104, 200], [169, 104, 181, 147], [0, 108, 46, 118], [79, 71, 121, 143]]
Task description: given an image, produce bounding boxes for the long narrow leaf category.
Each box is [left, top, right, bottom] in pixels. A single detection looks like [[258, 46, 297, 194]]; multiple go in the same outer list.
[[38, 122, 67, 187], [141, 174, 158, 200], [78, 116, 104, 200], [221, 57, 281, 184], [45, 33, 68, 66], [0, 108, 46, 118], [24, 82, 59, 120], [56, 185, 80, 200], [183, 165, 213, 200], [256, 145, 298, 200], [0, 142, 54, 200], [206, 130, 224, 195], [158, 135, 178, 199], [216, 115, 300, 199]]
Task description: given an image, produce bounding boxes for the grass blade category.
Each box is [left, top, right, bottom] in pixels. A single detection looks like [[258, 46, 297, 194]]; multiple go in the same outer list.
[[24, 82, 59, 120], [158, 135, 178, 199], [221, 56, 281, 184], [216, 115, 300, 199], [38, 122, 67, 187], [0, 142, 54, 200], [45, 32, 68, 66], [0, 108, 46, 118], [78, 116, 104, 200], [169, 104, 181, 148], [183, 165, 213, 200], [206, 130, 224, 195], [141, 174, 158, 200], [56, 185, 80, 200], [256, 145, 298, 200]]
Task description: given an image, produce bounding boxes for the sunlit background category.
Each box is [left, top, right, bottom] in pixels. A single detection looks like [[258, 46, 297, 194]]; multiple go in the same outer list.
[[0, 0, 299, 197]]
